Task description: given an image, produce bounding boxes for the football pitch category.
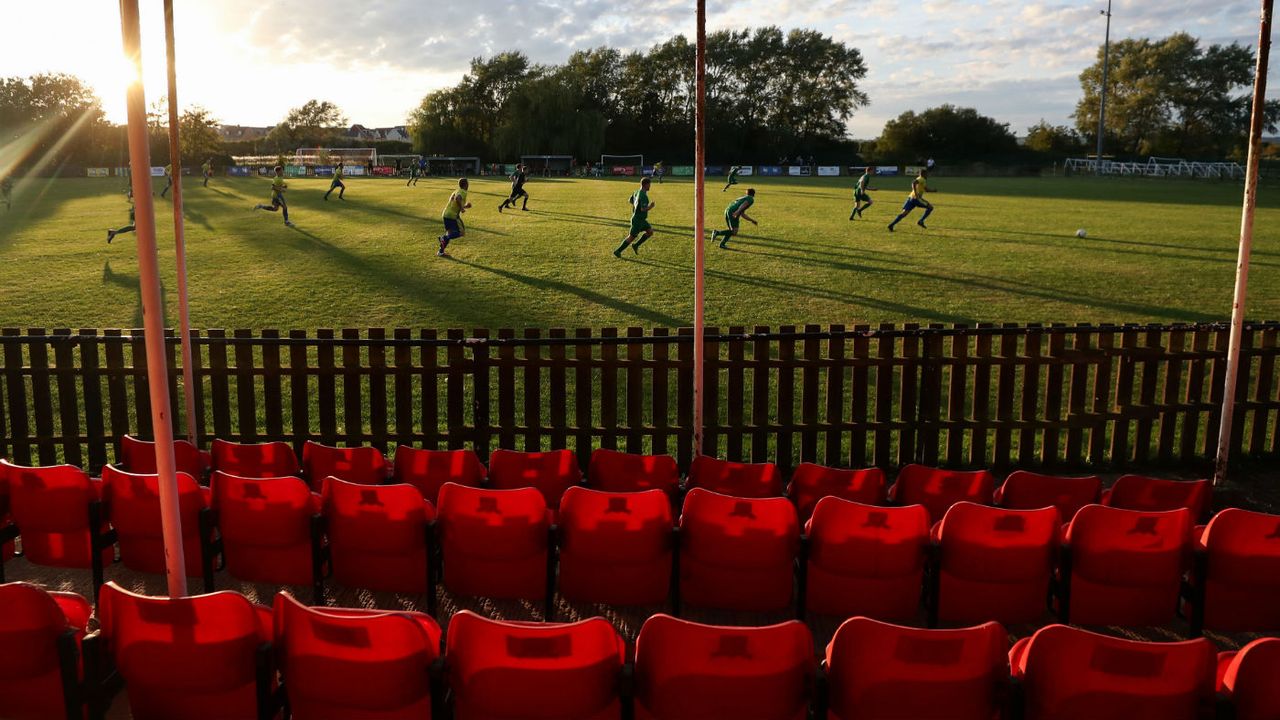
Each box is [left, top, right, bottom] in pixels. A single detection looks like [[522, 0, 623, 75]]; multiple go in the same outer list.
[[1, 174, 1277, 331]]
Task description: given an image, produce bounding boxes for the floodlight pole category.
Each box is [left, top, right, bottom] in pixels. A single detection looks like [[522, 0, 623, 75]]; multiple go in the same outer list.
[[163, 0, 198, 447], [119, 0, 188, 597], [692, 0, 707, 458], [1214, 0, 1273, 487], [1095, 0, 1112, 174]]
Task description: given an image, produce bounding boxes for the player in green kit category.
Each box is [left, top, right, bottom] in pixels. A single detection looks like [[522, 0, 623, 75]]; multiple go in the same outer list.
[[711, 188, 757, 249], [437, 178, 471, 257], [202, 158, 213, 187], [613, 177, 655, 257], [159, 164, 174, 198], [254, 166, 293, 226], [722, 165, 741, 192], [406, 160, 420, 186], [888, 169, 935, 232], [851, 167, 875, 220], [106, 188, 136, 244], [324, 161, 346, 201]]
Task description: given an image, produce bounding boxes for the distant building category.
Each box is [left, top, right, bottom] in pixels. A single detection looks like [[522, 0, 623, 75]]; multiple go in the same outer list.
[[344, 124, 411, 143], [218, 125, 273, 141]]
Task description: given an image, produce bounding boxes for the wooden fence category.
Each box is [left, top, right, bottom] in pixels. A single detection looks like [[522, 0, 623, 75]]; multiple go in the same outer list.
[[1, 323, 1278, 474]]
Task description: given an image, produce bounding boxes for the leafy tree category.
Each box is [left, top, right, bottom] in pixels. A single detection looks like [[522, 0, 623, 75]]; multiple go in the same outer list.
[[875, 105, 1018, 163], [0, 73, 111, 170], [1024, 120, 1084, 157], [179, 106, 223, 164], [267, 99, 348, 150]]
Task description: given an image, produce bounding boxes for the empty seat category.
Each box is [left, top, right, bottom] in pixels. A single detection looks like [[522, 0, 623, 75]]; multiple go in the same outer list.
[[634, 614, 814, 720], [273, 591, 441, 720], [0, 583, 92, 720], [825, 617, 1008, 720], [321, 477, 434, 595], [210, 439, 300, 478], [1060, 505, 1193, 626], [487, 448, 582, 508], [558, 487, 673, 606], [686, 455, 783, 498], [119, 434, 211, 480], [1217, 638, 1280, 720], [586, 448, 680, 494], [436, 483, 550, 602], [804, 498, 929, 621], [995, 470, 1101, 520], [889, 464, 995, 523], [1103, 475, 1211, 521], [97, 582, 274, 720], [208, 471, 323, 592], [446, 610, 625, 720], [932, 502, 1060, 625], [678, 488, 799, 612], [1191, 508, 1280, 633], [0, 459, 112, 569], [102, 465, 209, 577], [1011, 624, 1217, 720], [786, 463, 885, 522], [301, 440, 389, 488], [392, 446, 486, 504]]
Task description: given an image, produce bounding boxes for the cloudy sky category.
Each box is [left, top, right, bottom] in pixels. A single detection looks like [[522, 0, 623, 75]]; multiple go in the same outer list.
[[1, 0, 1273, 138]]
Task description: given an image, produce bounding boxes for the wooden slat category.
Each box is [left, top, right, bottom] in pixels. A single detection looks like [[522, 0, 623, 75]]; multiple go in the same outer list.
[[824, 325, 846, 467], [189, 329, 208, 447], [288, 330, 310, 453], [28, 330, 57, 464], [1042, 329, 1066, 465], [1181, 329, 1210, 463], [676, 327, 693, 468], [1018, 326, 1042, 466], [393, 329, 413, 448], [445, 329, 465, 450], [799, 324, 821, 466], [316, 329, 338, 445], [726, 326, 746, 461], [703, 327, 721, 460], [368, 328, 388, 453], [574, 328, 593, 460], [52, 329, 82, 467], [129, 330, 152, 439], [898, 324, 920, 466], [1156, 328, 1186, 463], [1132, 326, 1162, 464], [104, 328, 132, 447], [918, 325, 944, 466], [2, 329, 31, 465], [340, 328, 362, 446], [524, 328, 543, 452], [471, 329, 492, 461], [625, 328, 644, 454], [993, 327, 1017, 469], [651, 328, 670, 457], [970, 324, 993, 467], [751, 325, 770, 463], [165, 331, 180, 427], [849, 326, 870, 467], [776, 325, 797, 470], [1228, 329, 1252, 455], [261, 330, 284, 443], [1249, 327, 1276, 455], [1110, 326, 1139, 466], [599, 327, 619, 452], [1088, 327, 1115, 464], [420, 329, 440, 449], [1064, 328, 1090, 465], [1203, 328, 1230, 458], [874, 325, 895, 468], [548, 329, 568, 452], [79, 329, 107, 470], [497, 329, 517, 451], [233, 329, 258, 442]]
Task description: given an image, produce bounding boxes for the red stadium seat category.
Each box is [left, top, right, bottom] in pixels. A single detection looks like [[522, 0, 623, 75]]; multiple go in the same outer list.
[[0, 459, 113, 575], [889, 464, 995, 523], [825, 617, 1008, 720], [0, 469, 15, 569], [1060, 505, 1193, 626], [995, 470, 1101, 520], [586, 448, 680, 494], [634, 614, 814, 720], [1218, 638, 1280, 720], [678, 488, 799, 612], [207, 471, 324, 599], [102, 465, 209, 577], [210, 439, 300, 478], [487, 448, 582, 508], [557, 487, 673, 606], [931, 502, 1060, 626], [804, 498, 929, 621], [0, 583, 92, 720], [1190, 508, 1280, 633], [119, 434, 211, 480], [272, 592, 441, 720], [686, 455, 783, 498], [97, 582, 275, 720], [445, 611, 625, 720], [1011, 624, 1217, 720], [1102, 475, 1212, 521], [391, 446, 486, 504], [436, 483, 551, 607], [321, 477, 435, 599], [786, 463, 885, 522], [301, 440, 389, 488]]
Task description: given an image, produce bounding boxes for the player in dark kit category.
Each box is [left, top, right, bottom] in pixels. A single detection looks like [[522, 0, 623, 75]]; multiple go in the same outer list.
[[498, 164, 530, 212], [106, 188, 136, 244]]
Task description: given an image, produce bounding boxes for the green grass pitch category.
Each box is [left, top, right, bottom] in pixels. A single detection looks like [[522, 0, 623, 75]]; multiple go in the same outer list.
[[0, 174, 1276, 330]]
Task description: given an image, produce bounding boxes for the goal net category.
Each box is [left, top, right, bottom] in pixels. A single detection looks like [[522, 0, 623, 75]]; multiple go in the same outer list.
[[601, 154, 644, 176], [423, 156, 482, 175], [520, 155, 574, 175]]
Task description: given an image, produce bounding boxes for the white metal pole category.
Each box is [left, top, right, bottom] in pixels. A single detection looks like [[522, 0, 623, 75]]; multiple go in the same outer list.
[[1095, 0, 1112, 173], [163, 0, 198, 446], [692, 0, 707, 458], [119, 0, 188, 597], [1214, 0, 1273, 487]]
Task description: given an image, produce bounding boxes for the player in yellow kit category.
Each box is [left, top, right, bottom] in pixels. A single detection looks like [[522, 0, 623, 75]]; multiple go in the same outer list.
[[253, 166, 293, 226], [437, 178, 471, 257], [888, 169, 935, 232]]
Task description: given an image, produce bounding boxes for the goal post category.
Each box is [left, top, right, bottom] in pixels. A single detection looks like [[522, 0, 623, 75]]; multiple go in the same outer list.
[[423, 156, 481, 176], [601, 154, 644, 176]]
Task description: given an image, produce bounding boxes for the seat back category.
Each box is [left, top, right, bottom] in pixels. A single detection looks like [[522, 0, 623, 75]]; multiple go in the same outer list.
[[301, 441, 389, 488], [1, 459, 104, 567], [321, 477, 434, 594], [557, 487, 673, 605], [1197, 508, 1280, 632], [211, 439, 300, 478], [210, 471, 318, 586], [98, 582, 269, 720], [273, 592, 440, 719], [0, 583, 90, 720], [391, 446, 486, 504], [1014, 624, 1216, 720], [120, 435, 209, 479], [1221, 638, 1280, 720], [687, 455, 783, 498], [787, 463, 885, 521], [445, 611, 625, 720], [890, 465, 995, 523], [487, 448, 582, 507], [634, 614, 814, 720], [825, 617, 1008, 720], [436, 483, 549, 600], [996, 470, 1101, 520], [586, 448, 680, 494], [1105, 475, 1211, 521], [678, 488, 799, 612], [102, 465, 208, 576]]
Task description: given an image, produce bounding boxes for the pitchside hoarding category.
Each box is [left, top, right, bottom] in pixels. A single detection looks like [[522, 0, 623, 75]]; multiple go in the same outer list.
[[150, 166, 165, 177], [86, 168, 109, 177], [738, 166, 754, 176], [817, 166, 841, 176], [313, 166, 334, 177], [227, 166, 251, 176], [345, 165, 367, 176], [757, 166, 783, 176], [875, 166, 900, 176], [905, 165, 924, 175]]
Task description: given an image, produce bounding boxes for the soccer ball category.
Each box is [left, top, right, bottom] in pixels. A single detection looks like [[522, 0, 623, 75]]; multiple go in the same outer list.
[[1075, 229, 1087, 238]]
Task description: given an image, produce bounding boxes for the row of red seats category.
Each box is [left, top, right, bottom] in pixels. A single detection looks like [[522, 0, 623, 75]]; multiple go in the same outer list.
[[3, 580, 1278, 720]]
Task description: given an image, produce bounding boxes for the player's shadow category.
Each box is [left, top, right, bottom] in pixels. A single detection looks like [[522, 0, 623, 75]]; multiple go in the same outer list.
[[181, 204, 213, 230], [356, 198, 512, 237], [946, 230, 1280, 271], [524, 209, 628, 230], [951, 224, 1280, 259], [101, 260, 165, 328]]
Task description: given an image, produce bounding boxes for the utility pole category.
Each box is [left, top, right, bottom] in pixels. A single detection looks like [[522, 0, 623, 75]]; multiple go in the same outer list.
[[1095, 0, 1113, 174]]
